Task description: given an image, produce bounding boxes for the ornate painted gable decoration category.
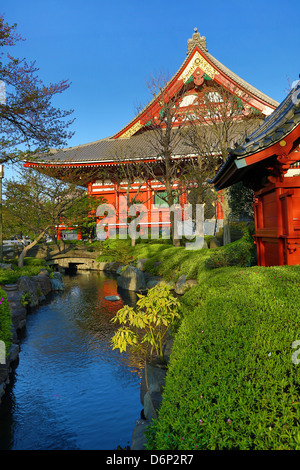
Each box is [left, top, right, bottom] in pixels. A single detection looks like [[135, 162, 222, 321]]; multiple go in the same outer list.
[[114, 28, 277, 140]]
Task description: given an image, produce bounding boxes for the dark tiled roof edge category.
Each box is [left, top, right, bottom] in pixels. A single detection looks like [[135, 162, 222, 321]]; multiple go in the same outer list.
[[208, 83, 300, 186]]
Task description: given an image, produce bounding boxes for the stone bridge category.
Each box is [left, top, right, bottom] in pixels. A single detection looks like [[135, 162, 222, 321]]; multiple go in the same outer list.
[[46, 254, 100, 272], [27, 244, 101, 273]]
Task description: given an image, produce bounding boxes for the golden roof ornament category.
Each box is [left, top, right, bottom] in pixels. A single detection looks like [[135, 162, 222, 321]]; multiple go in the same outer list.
[[187, 27, 208, 54]]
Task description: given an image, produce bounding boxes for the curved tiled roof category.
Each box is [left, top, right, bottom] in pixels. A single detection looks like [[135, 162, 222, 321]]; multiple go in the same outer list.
[[30, 29, 279, 167], [32, 130, 194, 165]]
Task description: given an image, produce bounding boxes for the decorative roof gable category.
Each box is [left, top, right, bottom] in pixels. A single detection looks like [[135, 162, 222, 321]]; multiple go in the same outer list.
[[113, 29, 278, 139]]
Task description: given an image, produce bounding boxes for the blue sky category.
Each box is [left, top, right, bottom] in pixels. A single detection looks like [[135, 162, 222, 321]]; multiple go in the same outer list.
[[1, 0, 300, 153]]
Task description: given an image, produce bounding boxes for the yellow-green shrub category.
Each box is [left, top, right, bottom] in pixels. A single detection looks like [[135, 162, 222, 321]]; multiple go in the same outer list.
[[111, 283, 180, 362]]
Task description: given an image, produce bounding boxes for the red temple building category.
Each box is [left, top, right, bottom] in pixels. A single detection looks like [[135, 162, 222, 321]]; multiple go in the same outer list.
[[210, 82, 300, 266], [25, 29, 278, 240]]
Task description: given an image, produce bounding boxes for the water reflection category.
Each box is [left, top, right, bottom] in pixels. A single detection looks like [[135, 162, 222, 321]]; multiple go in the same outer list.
[[0, 272, 143, 450]]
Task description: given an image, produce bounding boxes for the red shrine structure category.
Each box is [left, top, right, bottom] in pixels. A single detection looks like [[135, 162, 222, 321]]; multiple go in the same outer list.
[[24, 29, 278, 240], [210, 83, 300, 266]]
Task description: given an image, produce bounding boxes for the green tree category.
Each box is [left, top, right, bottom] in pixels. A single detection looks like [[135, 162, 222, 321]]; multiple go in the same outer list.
[[0, 15, 74, 163], [4, 166, 83, 267]]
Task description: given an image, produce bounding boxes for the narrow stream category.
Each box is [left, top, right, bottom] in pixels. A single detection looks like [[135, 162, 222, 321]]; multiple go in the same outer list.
[[0, 272, 143, 450]]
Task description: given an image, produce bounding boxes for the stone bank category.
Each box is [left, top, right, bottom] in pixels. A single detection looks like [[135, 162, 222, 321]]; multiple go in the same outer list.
[[0, 270, 64, 406]]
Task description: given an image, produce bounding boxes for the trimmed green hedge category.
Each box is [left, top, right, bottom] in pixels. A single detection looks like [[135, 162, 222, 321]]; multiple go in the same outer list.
[[96, 231, 255, 281], [146, 265, 300, 450]]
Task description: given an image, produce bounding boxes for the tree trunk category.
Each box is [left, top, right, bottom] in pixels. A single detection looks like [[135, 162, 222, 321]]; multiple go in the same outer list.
[[18, 244, 32, 268], [165, 178, 180, 247], [49, 228, 59, 249], [18, 228, 50, 268], [170, 209, 180, 247], [222, 189, 231, 246]]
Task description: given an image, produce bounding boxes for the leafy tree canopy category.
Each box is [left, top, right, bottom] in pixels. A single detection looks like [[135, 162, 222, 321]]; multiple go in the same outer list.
[[4, 166, 83, 266], [0, 15, 74, 163]]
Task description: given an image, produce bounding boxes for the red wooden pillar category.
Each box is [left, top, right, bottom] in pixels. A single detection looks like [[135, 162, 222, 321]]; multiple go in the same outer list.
[[257, 197, 265, 267], [276, 186, 284, 265], [279, 189, 294, 265], [216, 191, 223, 219]]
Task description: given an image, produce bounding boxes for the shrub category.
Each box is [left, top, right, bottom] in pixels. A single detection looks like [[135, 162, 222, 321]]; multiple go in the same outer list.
[[204, 235, 213, 246], [143, 245, 211, 282], [24, 257, 46, 266], [0, 289, 12, 357], [205, 239, 252, 269], [97, 238, 134, 265], [20, 292, 31, 307], [133, 242, 172, 260], [111, 283, 180, 363], [145, 265, 300, 450], [0, 265, 50, 285], [205, 224, 255, 269]]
